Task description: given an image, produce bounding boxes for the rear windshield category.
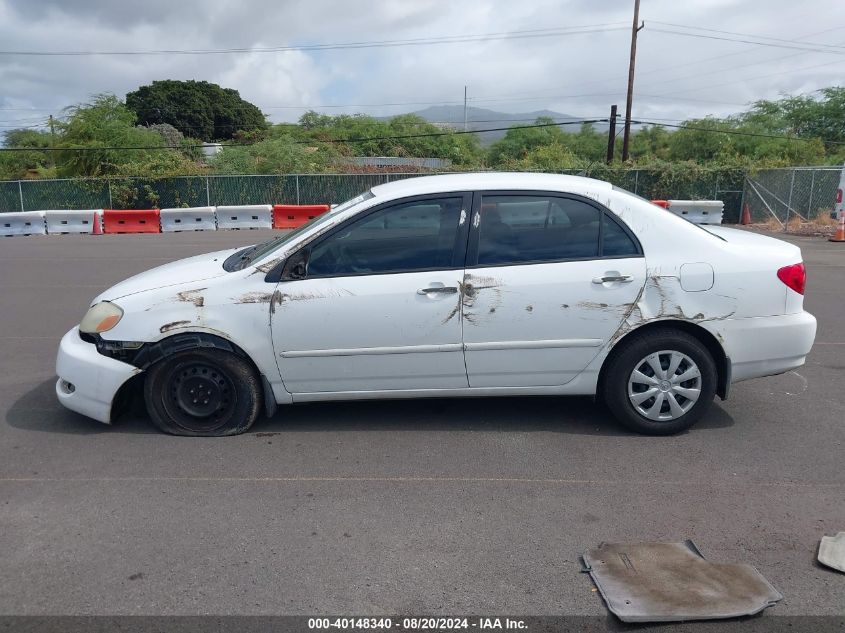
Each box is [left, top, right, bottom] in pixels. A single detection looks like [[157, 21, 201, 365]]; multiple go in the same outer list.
[[612, 185, 725, 241]]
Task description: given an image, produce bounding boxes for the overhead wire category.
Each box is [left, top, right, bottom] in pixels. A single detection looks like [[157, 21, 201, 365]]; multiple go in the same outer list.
[[0, 23, 628, 57]]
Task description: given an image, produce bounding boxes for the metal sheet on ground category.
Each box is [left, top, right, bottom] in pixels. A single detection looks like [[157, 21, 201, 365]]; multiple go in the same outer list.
[[583, 541, 783, 622], [818, 532, 845, 573]]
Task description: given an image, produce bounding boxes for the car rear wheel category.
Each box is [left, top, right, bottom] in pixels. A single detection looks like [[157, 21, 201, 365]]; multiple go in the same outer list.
[[602, 328, 717, 435], [144, 348, 261, 436]]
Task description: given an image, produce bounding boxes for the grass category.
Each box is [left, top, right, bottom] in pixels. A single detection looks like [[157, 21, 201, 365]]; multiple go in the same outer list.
[[753, 209, 838, 236]]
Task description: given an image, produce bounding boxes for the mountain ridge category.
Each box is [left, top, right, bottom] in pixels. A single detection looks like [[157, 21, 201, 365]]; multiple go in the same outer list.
[[391, 105, 597, 144]]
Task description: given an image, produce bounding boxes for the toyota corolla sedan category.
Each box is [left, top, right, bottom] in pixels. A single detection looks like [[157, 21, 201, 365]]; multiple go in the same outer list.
[[56, 172, 816, 436]]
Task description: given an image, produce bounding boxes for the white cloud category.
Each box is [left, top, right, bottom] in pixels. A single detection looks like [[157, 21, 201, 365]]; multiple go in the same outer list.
[[215, 49, 325, 113], [1, 0, 844, 128]]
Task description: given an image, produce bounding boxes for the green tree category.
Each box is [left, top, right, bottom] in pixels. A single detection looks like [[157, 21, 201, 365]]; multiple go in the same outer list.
[[487, 117, 566, 165], [628, 125, 671, 162], [295, 111, 482, 166], [559, 123, 606, 162], [505, 142, 583, 171], [53, 94, 171, 177], [0, 129, 53, 179], [745, 87, 845, 152], [210, 135, 339, 174], [126, 80, 267, 141]]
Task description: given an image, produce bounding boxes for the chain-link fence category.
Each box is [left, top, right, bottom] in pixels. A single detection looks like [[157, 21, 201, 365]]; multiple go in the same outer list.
[[0, 174, 424, 213], [743, 167, 842, 226], [0, 168, 752, 221]]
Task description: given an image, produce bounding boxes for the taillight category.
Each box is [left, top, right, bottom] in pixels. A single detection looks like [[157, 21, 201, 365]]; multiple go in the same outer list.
[[837, 188, 843, 204], [777, 262, 806, 295]]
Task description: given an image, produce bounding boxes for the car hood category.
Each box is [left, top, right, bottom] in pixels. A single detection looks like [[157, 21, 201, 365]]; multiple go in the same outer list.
[[94, 247, 245, 303]]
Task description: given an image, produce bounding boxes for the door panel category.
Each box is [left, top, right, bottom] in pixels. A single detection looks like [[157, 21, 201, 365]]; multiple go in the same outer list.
[[462, 260, 646, 387], [462, 191, 646, 388], [273, 272, 467, 393], [270, 193, 471, 394]]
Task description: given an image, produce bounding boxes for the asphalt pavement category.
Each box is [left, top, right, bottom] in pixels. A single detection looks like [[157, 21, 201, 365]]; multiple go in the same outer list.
[[0, 229, 843, 621]]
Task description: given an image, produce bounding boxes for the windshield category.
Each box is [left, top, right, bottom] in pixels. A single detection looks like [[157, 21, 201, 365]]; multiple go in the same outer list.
[[223, 190, 376, 271]]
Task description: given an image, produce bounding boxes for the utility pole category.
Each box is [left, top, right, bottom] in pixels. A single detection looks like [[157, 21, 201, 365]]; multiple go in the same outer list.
[[463, 85, 468, 132], [48, 114, 56, 170], [606, 104, 618, 164], [622, 0, 643, 162]]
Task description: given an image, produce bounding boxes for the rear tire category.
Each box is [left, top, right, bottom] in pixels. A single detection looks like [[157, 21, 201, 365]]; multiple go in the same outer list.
[[602, 328, 717, 435], [144, 348, 261, 436]]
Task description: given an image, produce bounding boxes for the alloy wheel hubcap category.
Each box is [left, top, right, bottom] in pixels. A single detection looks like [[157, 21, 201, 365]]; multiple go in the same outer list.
[[628, 350, 702, 422]]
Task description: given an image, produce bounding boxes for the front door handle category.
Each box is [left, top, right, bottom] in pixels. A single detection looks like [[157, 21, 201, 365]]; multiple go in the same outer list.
[[417, 286, 458, 295], [592, 275, 633, 284]]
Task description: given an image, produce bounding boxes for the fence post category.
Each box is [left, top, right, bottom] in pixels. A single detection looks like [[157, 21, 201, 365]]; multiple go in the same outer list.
[[205, 176, 211, 207], [714, 176, 719, 200], [784, 168, 796, 232], [295, 174, 300, 205], [107, 179, 113, 208], [807, 169, 816, 218], [17, 180, 24, 212], [634, 170, 639, 195]]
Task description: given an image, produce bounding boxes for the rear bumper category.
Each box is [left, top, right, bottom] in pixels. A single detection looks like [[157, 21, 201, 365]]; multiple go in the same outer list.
[[55, 327, 140, 423], [703, 311, 817, 383]]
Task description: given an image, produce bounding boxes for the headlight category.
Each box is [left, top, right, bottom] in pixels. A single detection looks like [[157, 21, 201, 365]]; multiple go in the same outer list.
[[79, 301, 124, 334]]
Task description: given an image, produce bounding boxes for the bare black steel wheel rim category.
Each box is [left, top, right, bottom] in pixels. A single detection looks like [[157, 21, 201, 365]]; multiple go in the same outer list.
[[627, 350, 702, 422], [163, 361, 237, 432]]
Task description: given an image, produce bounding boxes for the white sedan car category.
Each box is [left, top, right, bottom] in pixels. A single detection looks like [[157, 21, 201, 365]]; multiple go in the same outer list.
[[56, 173, 816, 436]]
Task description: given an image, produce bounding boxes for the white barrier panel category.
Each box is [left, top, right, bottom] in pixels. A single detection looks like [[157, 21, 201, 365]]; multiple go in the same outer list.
[[1, 211, 47, 236], [215, 205, 272, 230], [160, 206, 217, 232], [667, 200, 724, 225], [44, 209, 101, 234]]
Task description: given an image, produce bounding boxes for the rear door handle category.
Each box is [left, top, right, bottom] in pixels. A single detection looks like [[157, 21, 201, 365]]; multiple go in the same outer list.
[[592, 275, 633, 284], [417, 286, 458, 295]]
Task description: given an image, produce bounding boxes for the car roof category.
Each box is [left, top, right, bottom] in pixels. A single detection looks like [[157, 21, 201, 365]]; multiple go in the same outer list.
[[370, 171, 613, 200]]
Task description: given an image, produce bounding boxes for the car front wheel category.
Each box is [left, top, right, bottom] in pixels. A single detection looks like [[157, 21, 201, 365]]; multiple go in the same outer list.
[[144, 348, 262, 436], [602, 328, 717, 435]]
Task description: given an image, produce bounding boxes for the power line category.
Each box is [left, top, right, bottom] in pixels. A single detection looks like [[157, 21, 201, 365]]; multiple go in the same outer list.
[[0, 119, 603, 152], [505, 24, 845, 100], [0, 23, 628, 57], [635, 24, 845, 91], [648, 27, 845, 56], [0, 91, 748, 122], [3, 117, 840, 153], [649, 21, 845, 52], [652, 56, 845, 98], [633, 25, 845, 81]]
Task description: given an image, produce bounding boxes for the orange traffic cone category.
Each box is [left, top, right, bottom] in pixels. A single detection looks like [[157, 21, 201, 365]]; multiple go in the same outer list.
[[92, 211, 103, 235], [741, 203, 752, 225], [830, 211, 845, 243]]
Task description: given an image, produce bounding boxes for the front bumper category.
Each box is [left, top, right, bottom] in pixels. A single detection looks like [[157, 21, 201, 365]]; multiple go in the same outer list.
[[55, 327, 141, 423], [702, 311, 817, 383]]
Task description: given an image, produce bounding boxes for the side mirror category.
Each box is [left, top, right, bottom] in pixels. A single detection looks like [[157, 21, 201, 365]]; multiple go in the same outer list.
[[281, 249, 309, 281]]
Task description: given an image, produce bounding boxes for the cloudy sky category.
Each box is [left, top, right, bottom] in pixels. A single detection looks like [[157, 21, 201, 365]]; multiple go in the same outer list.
[[1, 0, 844, 131]]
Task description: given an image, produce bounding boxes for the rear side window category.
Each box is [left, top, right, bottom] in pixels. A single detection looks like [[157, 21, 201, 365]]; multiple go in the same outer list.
[[602, 213, 639, 257], [477, 195, 601, 265], [475, 194, 639, 266]]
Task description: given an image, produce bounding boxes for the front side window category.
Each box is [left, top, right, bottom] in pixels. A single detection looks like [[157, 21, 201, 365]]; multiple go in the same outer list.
[[477, 195, 602, 265], [234, 190, 376, 272], [307, 197, 464, 277]]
